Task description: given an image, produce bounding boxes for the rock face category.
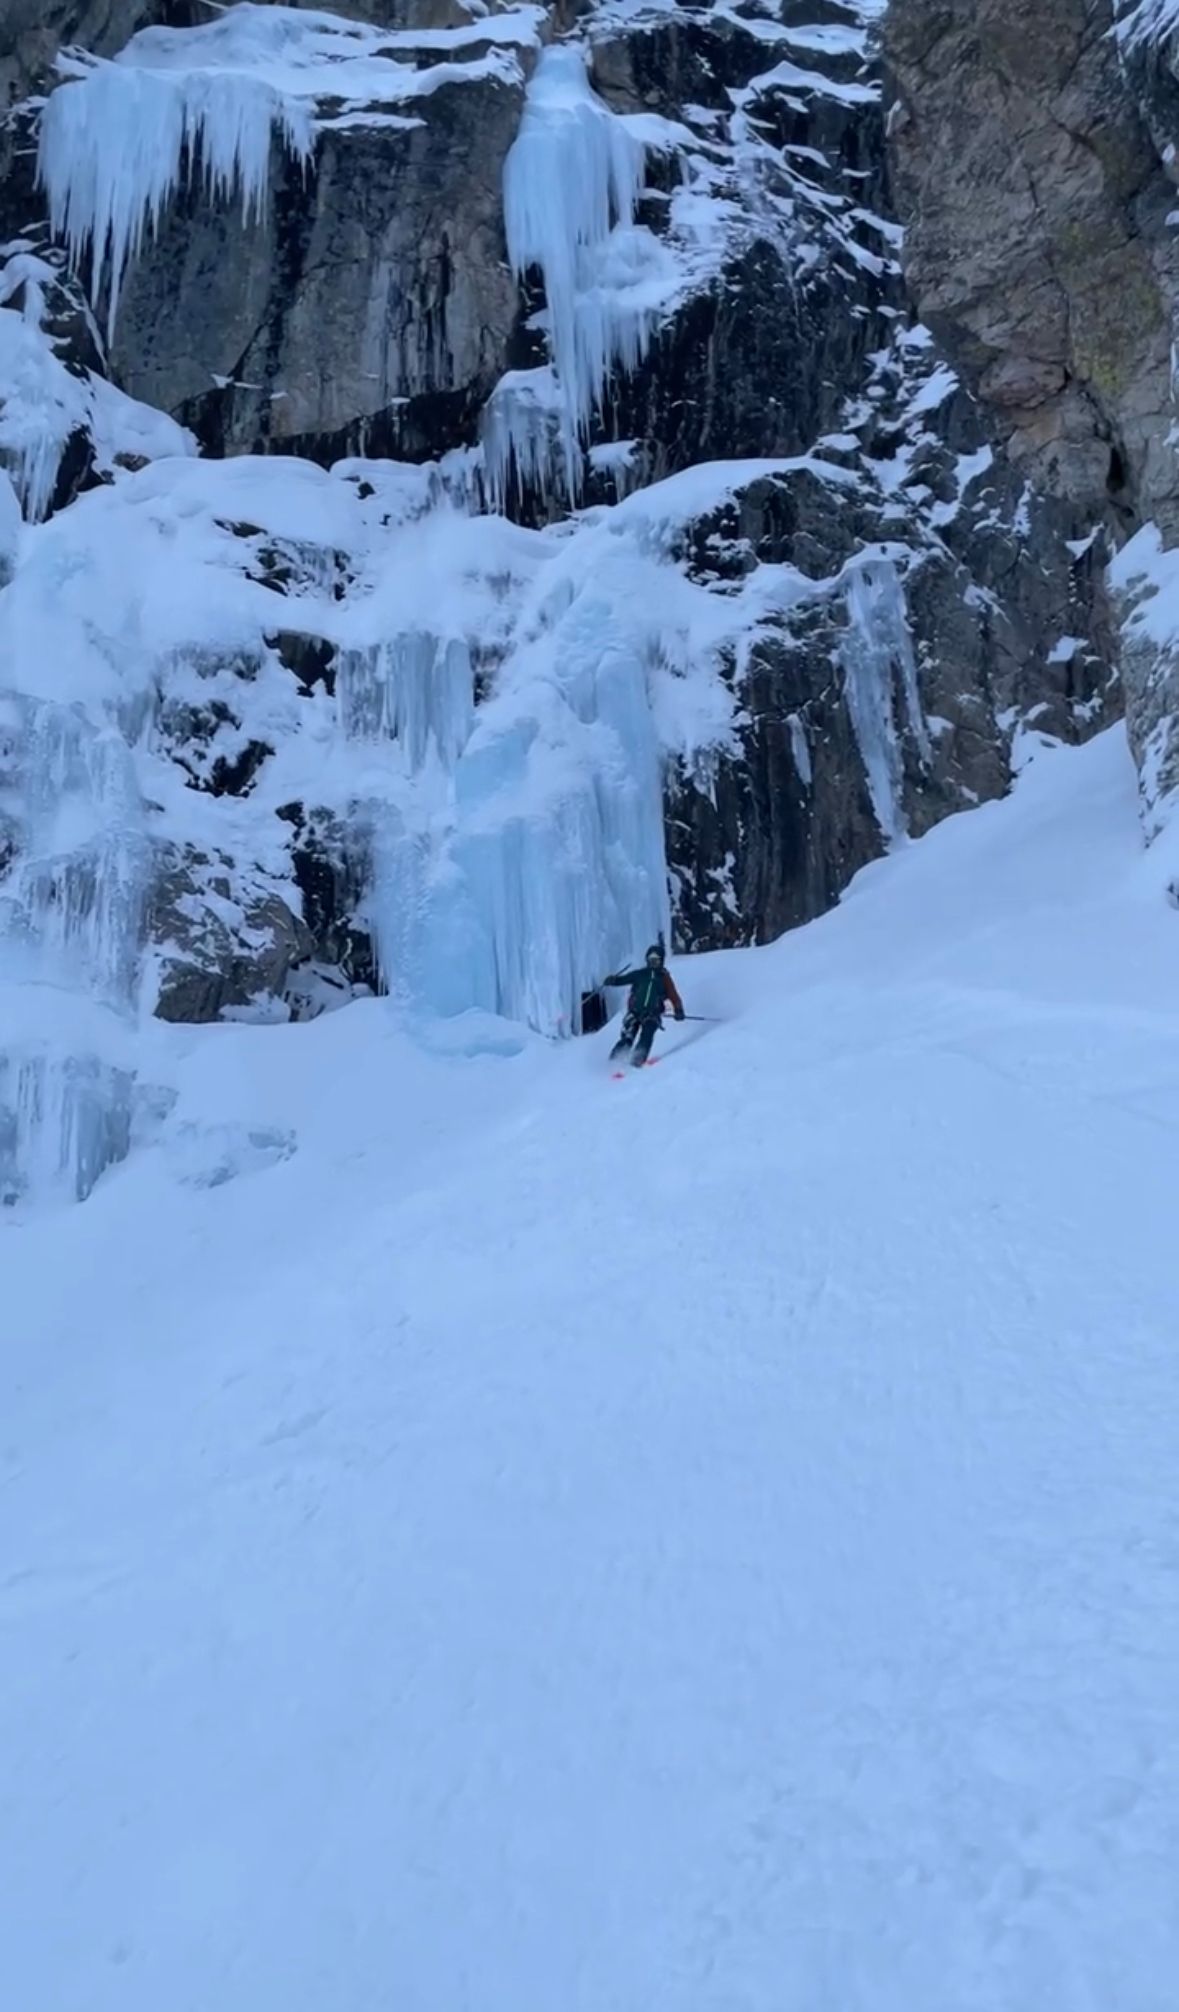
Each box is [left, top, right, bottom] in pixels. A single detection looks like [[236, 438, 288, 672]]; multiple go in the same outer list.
[[575, 0, 1117, 942], [886, 0, 1179, 831], [886, 0, 1179, 527], [0, 0, 1133, 1118], [147, 842, 315, 1023]]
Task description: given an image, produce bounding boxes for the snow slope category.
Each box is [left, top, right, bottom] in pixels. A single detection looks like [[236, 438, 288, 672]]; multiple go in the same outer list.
[[3, 726, 1178, 2010]]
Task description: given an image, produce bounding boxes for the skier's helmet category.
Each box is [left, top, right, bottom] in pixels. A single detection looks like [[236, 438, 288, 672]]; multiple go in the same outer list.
[[645, 944, 664, 967]]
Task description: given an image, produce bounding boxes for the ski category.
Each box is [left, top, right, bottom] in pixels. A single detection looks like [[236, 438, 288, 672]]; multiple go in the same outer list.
[[610, 1057, 661, 1079]]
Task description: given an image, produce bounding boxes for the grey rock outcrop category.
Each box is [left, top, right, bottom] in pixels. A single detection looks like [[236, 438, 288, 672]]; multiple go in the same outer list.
[[886, 0, 1179, 836], [886, 0, 1179, 531], [149, 841, 314, 1022]]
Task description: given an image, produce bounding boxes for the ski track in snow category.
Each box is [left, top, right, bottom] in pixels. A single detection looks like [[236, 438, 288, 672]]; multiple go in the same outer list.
[[3, 729, 1179, 2010]]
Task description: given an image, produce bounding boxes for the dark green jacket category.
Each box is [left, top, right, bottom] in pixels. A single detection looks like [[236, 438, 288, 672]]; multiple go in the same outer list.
[[604, 966, 684, 1023]]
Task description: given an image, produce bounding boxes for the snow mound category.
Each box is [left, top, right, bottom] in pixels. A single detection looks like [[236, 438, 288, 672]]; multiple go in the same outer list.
[[162, 1118, 297, 1189]]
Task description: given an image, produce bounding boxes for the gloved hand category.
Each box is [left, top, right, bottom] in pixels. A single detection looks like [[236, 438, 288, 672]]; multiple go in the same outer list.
[[674, 1006, 685, 1022]]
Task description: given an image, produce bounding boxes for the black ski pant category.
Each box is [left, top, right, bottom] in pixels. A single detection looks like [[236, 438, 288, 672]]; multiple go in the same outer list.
[[610, 1013, 660, 1064]]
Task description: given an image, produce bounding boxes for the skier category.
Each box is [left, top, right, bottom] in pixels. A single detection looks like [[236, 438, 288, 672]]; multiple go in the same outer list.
[[603, 943, 685, 1066]]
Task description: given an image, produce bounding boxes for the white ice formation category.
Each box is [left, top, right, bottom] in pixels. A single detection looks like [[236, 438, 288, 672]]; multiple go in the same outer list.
[[497, 46, 674, 503]]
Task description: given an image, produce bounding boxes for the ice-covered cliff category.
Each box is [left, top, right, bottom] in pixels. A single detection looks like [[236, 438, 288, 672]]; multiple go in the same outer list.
[[0, 0, 1119, 1206]]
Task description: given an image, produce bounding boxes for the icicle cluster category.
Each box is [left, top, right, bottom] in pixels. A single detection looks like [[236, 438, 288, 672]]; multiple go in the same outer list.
[[38, 58, 314, 337], [499, 46, 657, 504], [338, 633, 474, 772], [0, 694, 148, 1205], [0, 697, 147, 1008], [481, 368, 566, 514], [0, 1052, 135, 1209]]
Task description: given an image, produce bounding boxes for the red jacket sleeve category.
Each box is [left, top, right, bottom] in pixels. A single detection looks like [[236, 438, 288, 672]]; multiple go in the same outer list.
[[662, 970, 683, 1014]]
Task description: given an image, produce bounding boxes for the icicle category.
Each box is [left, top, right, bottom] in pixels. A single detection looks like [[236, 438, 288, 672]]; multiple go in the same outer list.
[[502, 45, 656, 499], [481, 368, 567, 515], [0, 1048, 134, 1208], [0, 469, 18, 583], [0, 690, 146, 1207], [0, 697, 148, 1008], [38, 58, 314, 337], [836, 560, 929, 842], [337, 634, 474, 771]]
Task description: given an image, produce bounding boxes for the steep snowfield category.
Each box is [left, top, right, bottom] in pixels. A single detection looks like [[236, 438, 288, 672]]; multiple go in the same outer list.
[[4, 726, 1179, 2010]]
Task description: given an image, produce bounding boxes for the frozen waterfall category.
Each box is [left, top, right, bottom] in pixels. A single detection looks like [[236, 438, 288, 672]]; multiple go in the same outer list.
[[496, 46, 673, 505], [338, 594, 670, 1035], [837, 559, 930, 842]]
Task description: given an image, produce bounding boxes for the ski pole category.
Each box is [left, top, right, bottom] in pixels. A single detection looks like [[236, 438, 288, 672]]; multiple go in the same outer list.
[[680, 1014, 723, 1023]]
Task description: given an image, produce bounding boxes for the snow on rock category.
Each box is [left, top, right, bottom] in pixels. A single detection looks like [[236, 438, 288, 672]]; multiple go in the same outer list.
[[1110, 522, 1179, 836], [1114, 0, 1179, 48], [0, 242, 196, 520], [0, 288, 88, 522], [732, 55, 877, 110], [161, 1116, 297, 1189]]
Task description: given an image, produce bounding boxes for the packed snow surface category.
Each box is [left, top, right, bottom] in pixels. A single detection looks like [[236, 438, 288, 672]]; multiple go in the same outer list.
[[3, 727, 1178, 2009]]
